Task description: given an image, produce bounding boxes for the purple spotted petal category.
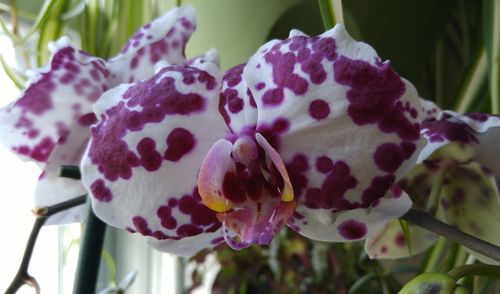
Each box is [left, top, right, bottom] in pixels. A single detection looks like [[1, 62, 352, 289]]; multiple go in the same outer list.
[[242, 25, 423, 234], [440, 162, 500, 264], [0, 37, 108, 164], [288, 185, 412, 242], [35, 122, 93, 224], [419, 108, 500, 171], [219, 63, 258, 134], [106, 5, 196, 86], [81, 61, 229, 256], [364, 219, 437, 259], [420, 99, 440, 120], [188, 48, 220, 68]]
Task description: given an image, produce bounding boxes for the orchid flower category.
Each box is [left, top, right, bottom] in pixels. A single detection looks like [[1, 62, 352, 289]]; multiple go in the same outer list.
[[0, 6, 203, 224], [365, 100, 500, 264], [80, 24, 424, 256]]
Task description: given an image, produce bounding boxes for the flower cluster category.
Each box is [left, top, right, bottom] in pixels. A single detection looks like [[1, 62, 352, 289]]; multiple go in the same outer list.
[[1, 5, 497, 258], [366, 101, 500, 263]]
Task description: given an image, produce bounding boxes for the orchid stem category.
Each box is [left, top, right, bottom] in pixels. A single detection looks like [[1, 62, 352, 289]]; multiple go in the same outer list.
[[400, 208, 500, 263], [73, 207, 107, 294], [5, 194, 87, 294], [448, 264, 500, 281]]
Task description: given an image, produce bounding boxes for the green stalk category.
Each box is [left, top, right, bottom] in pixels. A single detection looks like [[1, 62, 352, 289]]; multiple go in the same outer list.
[[454, 48, 487, 112], [448, 264, 500, 281], [487, 0, 500, 114], [318, 0, 335, 30], [425, 166, 447, 215], [73, 208, 107, 294], [422, 237, 447, 272]]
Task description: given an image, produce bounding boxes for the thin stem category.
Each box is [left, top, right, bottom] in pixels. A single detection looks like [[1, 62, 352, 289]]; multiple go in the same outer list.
[[318, 0, 335, 30], [73, 208, 107, 294], [176, 0, 182, 7], [422, 237, 447, 272], [455, 47, 487, 112], [448, 264, 500, 281], [9, 0, 18, 36], [5, 195, 87, 294], [489, 0, 500, 114], [425, 166, 447, 214], [400, 208, 500, 263]]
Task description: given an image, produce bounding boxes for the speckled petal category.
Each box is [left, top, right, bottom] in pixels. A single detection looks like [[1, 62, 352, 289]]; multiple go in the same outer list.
[[106, 5, 196, 86], [188, 48, 220, 68], [420, 99, 440, 120], [288, 185, 412, 242], [440, 162, 500, 264], [35, 122, 93, 224], [364, 219, 437, 259], [219, 63, 258, 134], [0, 37, 108, 164], [243, 24, 423, 234], [418, 109, 500, 167], [81, 61, 228, 256]]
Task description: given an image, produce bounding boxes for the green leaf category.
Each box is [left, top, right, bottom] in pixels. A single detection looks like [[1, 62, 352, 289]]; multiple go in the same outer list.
[[0, 54, 26, 89], [452, 47, 488, 112], [101, 249, 117, 287], [36, 0, 70, 66], [347, 272, 378, 294], [0, 2, 37, 20], [20, 0, 61, 43], [483, 0, 500, 114], [318, 0, 335, 30]]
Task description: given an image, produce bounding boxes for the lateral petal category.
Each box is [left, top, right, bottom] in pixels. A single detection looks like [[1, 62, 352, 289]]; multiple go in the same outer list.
[[0, 37, 108, 164], [81, 61, 228, 255]]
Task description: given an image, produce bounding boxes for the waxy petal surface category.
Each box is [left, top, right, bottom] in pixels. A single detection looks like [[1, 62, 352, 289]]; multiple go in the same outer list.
[[365, 219, 437, 259], [219, 63, 258, 134], [242, 25, 423, 238], [440, 162, 500, 264], [81, 61, 229, 255], [419, 107, 500, 168], [106, 5, 196, 86], [288, 185, 412, 242], [0, 37, 108, 164]]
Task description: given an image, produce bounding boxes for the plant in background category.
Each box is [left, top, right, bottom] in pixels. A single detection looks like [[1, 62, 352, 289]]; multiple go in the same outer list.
[[0, 0, 499, 293]]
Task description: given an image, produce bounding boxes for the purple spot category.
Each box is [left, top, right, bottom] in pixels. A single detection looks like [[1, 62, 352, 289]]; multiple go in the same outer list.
[[304, 161, 357, 209], [164, 128, 195, 162], [90, 179, 113, 202], [262, 88, 284, 106], [78, 113, 97, 126], [137, 138, 162, 171], [309, 99, 330, 120], [374, 143, 404, 173], [395, 233, 406, 247], [316, 156, 333, 173], [338, 219, 367, 240], [362, 175, 395, 206]]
